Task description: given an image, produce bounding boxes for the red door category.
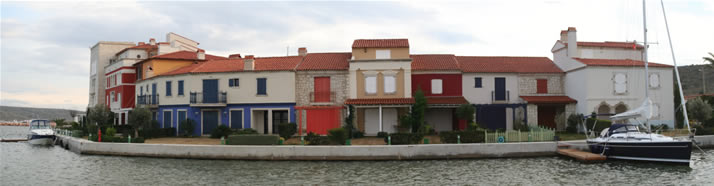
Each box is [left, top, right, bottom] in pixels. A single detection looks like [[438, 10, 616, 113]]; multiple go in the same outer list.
[[306, 108, 339, 135], [314, 77, 330, 102], [538, 105, 557, 128]]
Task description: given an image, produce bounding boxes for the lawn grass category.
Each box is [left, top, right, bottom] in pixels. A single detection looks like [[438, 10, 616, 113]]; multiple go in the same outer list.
[[556, 132, 587, 141]]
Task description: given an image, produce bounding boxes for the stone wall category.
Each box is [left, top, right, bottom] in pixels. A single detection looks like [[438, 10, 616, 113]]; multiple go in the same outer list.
[[527, 104, 538, 126], [295, 71, 349, 106], [518, 74, 564, 96]]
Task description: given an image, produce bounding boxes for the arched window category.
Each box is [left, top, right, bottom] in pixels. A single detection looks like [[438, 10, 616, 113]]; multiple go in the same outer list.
[[597, 104, 611, 120], [615, 104, 628, 114]]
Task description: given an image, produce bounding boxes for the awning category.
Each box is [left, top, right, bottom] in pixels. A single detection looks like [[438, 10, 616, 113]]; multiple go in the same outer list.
[[520, 96, 577, 104], [426, 96, 469, 105], [345, 98, 415, 105]]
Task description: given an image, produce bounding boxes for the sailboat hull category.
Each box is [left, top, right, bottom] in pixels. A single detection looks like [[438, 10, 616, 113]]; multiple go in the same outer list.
[[587, 141, 692, 164]]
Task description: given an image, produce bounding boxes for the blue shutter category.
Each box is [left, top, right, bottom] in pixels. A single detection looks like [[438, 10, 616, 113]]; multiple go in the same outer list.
[[166, 81, 172, 96], [257, 78, 267, 95], [475, 77, 482, 88], [229, 79, 234, 87], [178, 80, 184, 96], [235, 78, 239, 87]]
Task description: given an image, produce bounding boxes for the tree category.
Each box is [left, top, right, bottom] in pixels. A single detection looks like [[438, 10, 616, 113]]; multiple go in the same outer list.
[[687, 97, 713, 124], [129, 106, 152, 137], [399, 89, 428, 133], [344, 105, 356, 138], [456, 104, 475, 127], [704, 52, 714, 66], [87, 104, 114, 128]]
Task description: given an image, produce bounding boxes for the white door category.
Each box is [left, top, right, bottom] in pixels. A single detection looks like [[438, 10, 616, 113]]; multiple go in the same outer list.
[[382, 108, 398, 133], [365, 109, 380, 135]]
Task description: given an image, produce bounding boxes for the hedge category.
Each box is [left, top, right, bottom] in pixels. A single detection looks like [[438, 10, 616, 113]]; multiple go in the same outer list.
[[385, 133, 423, 145], [278, 123, 297, 139], [226, 135, 279, 145], [88, 135, 144, 143], [305, 132, 331, 145], [585, 118, 612, 133], [439, 130, 485, 143]]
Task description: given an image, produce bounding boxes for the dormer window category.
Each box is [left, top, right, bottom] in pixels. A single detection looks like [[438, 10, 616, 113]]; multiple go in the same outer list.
[[376, 49, 391, 59]]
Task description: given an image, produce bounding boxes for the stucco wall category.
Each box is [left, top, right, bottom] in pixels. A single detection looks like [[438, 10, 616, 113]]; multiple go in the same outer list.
[[577, 47, 642, 61], [462, 73, 520, 104], [139, 59, 195, 80], [351, 48, 410, 60], [348, 60, 412, 99]]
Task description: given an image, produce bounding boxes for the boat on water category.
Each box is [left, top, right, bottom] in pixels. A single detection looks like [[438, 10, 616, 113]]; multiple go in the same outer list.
[[27, 119, 55, 145], [586, 0, 693, 164]]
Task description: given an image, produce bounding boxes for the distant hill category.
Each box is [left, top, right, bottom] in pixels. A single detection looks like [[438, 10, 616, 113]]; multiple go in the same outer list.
[[0, 106, 84, 122], [678, 64, 714, 96]]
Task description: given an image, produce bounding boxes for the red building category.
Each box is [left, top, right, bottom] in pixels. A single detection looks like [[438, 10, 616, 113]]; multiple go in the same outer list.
[[105, 40, 158, 125], [411, 54, 469, 131]]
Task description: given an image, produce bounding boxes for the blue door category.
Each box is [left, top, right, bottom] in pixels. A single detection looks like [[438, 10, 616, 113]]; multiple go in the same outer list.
[[177, 110, 186, 134], [163, 111, 172, 128], [203, 79, 218, 103], [230, 110, 243, 129], [202, 111, 219, 135], [494, 78, 506, 101], [151, 83, 157, 104]]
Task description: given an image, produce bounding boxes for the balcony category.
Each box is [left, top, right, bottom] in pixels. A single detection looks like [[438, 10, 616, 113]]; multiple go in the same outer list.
[[137, 94, 159, 108], [190, 91, 227, 107], [310, 91, 336, 105], [491, 90, 510, 103]]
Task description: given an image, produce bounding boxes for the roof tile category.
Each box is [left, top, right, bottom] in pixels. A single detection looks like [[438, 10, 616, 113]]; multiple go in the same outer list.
[[457, 56, 562, 73], [254, 56, 303, 71], [425, 96, 469, 105], [296, 53, 351, 71], [345, 98, 415, 105], [520, 96, 577, 104], [411, 54, 460, 71], [151, 50, 226, 61], [566, 41, 645, 49], [574, 58, 672, 67], [352, 39, 409, 48]]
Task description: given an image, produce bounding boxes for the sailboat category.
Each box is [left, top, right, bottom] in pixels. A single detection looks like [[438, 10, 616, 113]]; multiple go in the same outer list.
[[586, 0, 693, 164]]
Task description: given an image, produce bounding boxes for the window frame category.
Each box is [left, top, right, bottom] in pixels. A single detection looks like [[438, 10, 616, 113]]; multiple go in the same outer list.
[[384, 75, 396, 94], [365, 76, 377, 95], [431, 79, 443, 94], [474, 77, 482, 88], [165, 80, 172, 96], [257, 78, 267, 95], [177, 80, 184, 96], [375, 49, 391, 59]]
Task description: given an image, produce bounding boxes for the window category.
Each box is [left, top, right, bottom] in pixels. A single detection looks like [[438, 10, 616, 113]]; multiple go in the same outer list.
[[474, 77, 482, 88], [649, 73, 660, 88], [257, 78, 267, 95], [114, 75, 117, 86], [431, 79, 443, 94], [365, 76, 377, 94], [165, 81, 172, 96], [178, 80, 184, 96], [110, 91, 115, 103], [136, 67, 142, 80], [536, 79, 548, 94], [613, 73, 627, 94], [384, 75, 396, 94], [229, 78, 240, 87], [376, 49, 391, 59]]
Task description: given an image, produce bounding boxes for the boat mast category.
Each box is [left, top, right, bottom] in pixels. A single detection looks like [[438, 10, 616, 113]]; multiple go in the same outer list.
[[642, 0, 651, 132], [660, 0, 692, 133]]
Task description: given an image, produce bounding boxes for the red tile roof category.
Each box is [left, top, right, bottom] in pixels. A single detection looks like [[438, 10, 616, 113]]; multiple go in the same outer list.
[[151, 50, 226, 61], [457, 56, 563, 73], [411, 54, 460, 71], [426, 96, 469, 105], [573, 58, 672, 67], [520, 96, 577, 104], [296, 53, 351, 71], [352, 39, 409, 48], [564, 41, 645, 49], [345, 98, 415, 105], [254, 56, 303, 71]]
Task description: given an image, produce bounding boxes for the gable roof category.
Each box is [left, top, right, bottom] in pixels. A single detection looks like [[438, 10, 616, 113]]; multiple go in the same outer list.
[[457, 56, 563, 73], [254, 56, 303, 71], [295, 53, 351, 71], [410, 54, 460, 71], [573, 58, 672, 68], [563, 41, 645, 49], [352, 39, 409, 48], [150, 50, 226, 61], [162, 59, 244, 76]]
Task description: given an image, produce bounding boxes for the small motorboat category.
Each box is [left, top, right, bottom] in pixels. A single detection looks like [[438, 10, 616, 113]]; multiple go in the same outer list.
[[27, 119, 55, 145]]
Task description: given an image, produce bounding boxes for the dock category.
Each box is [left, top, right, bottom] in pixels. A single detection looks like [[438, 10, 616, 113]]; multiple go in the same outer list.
[[0, 138, 28, 142], [557, 148, 606, 162]]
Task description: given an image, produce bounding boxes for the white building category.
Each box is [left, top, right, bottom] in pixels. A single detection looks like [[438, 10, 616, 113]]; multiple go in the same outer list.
[[551, 27, 675, 126], [89, 41, 135, 108]]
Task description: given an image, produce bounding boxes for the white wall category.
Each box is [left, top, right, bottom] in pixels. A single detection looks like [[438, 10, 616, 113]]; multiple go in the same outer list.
[[462, 73, 520, 104], [577, 47, 642, 61], [552, 44, 586, 72], [89, 42, 134, 107]]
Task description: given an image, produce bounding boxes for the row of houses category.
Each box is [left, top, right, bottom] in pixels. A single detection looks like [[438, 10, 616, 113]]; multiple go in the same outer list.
[[88, 27, 676, 136]]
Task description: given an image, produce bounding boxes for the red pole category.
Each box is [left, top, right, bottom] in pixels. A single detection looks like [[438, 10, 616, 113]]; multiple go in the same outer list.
[[98, 128, 102, 142]]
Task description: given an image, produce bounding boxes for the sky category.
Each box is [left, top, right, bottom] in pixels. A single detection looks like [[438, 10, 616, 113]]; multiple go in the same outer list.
[[1, 0, 713, 111]]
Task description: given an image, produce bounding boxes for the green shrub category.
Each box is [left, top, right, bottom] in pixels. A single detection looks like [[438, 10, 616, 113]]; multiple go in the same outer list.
[[585, 118, 612, 133], [377, 132, 389, 138], [278, 123, 297, 139], [352, 130, 365, 138], [235, 128, 258, 135], [386, 133, 424, 145], [87, 124, 98, 136], [71, 130, 84, 138], [327, 128, 348, 145], [566, 114, 583, 133], [439, 130, 485, 143], [225, 135, 279, 145], [695, 126, 714, 135], [179, 119, 196, 137], [115, 125, 134, 137], [164, 128, 176, 137], [106, 127, 117, 137], [305, 132, 331, 145], [210, 125, 232, 139]]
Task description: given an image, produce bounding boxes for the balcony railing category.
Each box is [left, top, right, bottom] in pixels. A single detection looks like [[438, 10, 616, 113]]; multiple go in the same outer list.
[[190, 91, 227, 105], [491, 90, 510, 102], [310, 91, 336, 103], [137, 94, 159, 106]]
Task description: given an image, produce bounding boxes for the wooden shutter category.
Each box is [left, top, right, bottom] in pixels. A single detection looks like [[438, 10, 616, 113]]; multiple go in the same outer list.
[[537, 79, 548, 94], [314, 77, 330, 102]]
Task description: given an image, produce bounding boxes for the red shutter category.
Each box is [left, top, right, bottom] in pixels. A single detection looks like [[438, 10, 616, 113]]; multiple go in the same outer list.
[[314, 77, 330, 102], [537, 79, 548, 94]]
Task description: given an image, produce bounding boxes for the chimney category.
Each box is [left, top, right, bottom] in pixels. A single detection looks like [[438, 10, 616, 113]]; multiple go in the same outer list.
[[149, 38, 156, 45], [229, 54, 242, 59], [138, 42, 146, 45], [244, 55, 254, 70], [566, 27, 577, 57], [298, 47, 308, 57], [559, 30, 567, 42], [197, 49, 206, 60]]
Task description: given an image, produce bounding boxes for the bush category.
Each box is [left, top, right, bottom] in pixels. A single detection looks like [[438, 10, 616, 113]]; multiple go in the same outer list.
[[131, 137, 145, 143], [327, 128, 348, 145], [585, 118, 612, 133], [226, 135, 279, 145], [305, 132, 331, 145], [235, 128, 258, 135], [352, 130, 365, 139], [278, 123, 297, 139], [115, 125, 134, 137], [179, 119, 196, 137], [87, 124, 98, 136], [164, 128, 176, 137], [439, 130, 485, 143], [210, 125, 232, 138], [386, 133, 424, 145], [695, 126, 714, 135], [377, 132, 389, 138], [71, 130, 84, 138], [106, 127, 117, 137], [566, 114, 583, 133]]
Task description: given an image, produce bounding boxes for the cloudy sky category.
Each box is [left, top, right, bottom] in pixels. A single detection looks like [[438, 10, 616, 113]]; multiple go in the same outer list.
[[1, 0, 712, 111]]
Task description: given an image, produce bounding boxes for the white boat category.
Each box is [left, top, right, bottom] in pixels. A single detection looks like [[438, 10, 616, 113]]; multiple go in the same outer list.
[[586, 0, 693, 164], [27, 119, 55, 145]]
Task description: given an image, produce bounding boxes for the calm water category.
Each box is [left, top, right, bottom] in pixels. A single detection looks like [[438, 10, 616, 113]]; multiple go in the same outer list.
[[2, 126, 713, 185]]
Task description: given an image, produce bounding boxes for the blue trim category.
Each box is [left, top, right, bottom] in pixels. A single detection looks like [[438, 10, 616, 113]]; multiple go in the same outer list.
[[158, 103, 296, 136]]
